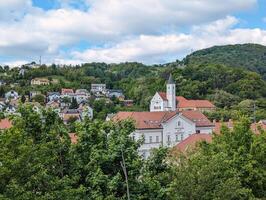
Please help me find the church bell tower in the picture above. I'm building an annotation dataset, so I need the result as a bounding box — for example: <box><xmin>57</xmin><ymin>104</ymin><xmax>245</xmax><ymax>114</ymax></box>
<box><xmin>166</xmin><ymin>74</ymin><xmax>176</xmax><ymax>111</ymax></box>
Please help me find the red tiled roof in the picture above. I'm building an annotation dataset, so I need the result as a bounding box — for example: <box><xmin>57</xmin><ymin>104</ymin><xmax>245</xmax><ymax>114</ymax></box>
<box><xmin>158</xmin><ymin>92</ymin><xmax>215</xmax><ymax>109</ymax></box>
<box><xmin>69</xmin><ymin>133</ymin><xmax>78</xmax><ymax>144</ymax></box>
<box><xmin>61</xmin><ymin>88</ymin><xmax>74</xmax><ymax>95</ymax></box>
<box><xmin>112</xmin><ymin>111</ymin><xmax>178</xmax><ymax>129</ymax></box>
<box><xmin>181</xmin><ymin>110</ymin><xmax>214</xmax><ymax>127</ymax></box>
<box><xmin>158</xmin><ymin>92</ymin><xmax>168</xmax><ymax>101</ymax></box>
<box><xmin>173</xmin><ymin>133</ymin><xmax>212</xmax><ymax>153</ymax></box>
<box><xmin>214</xmin><ymin>120</ymin><xmax>266</xmax><ymax>135</ymax></box>
<box><xmin>0</xmin><ymin>119</ymin><xmax>12</xmax><ymax>130</ymax></box>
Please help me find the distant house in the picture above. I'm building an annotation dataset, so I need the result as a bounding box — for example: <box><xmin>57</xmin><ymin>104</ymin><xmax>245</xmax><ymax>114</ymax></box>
<box><xmin>5</xmin><ymin>105</ymin><xmax>17</xmax><ymax>114</ymax></box>
<box><xmin>30</xmin><ymin>91</ymin><xmax>41</xmax><ymax>99</ymax></box>
<box><xmin>107</xmin><ymin>89</ymin><xmax>124</xmax><ymax>100</ymax></box>
<box><xmin>0</xmin><ymin>118</ymin><xmax>12</xmax><ymax>130</ymax></box>
<box><xmin>19</xmin><ymin>68</ymin><xmax>25</xmax><ymax>76</ymax></box>
<box><xmin>47</xmin><ymin>92</ymin><xmax>61</xmax><ymax>102</ymax></box>
<box><xmin>150</xmin><ymin>75</ymin><xmax>215</xmax><ymax>112</ymax></box>
<box><xmin>0</xmin><ymin>102</ymin><xmax>6</xmax><ymax>111</ymax></box>
<box><xmin>79</xmin><ymin>104</ymin><xmax>93</xmax><ymax>120</ymax></box>
<box><xmin>0</xmin><ymin>80</ymin><xmax>6</xmax><ymax>86</ymax></box>
<box><xmin>112</xmin><ymin>110</ymin><xmax>214</xmax><ymax>158</ymax></box>
<box><xmin>75</xmin><ymin>89</ymin><xmax>89</xmax><ymax>104</ymax></box>
<box><xmin>31</xmin><ymin>78</ymin><xmax>50</xmax><ymax>85</ymax></box>
<box><xmin>91</xmin><ymin>84</ymin><xmax>106</xmax><ymax>94</ymax></box>
<box><xmin>123</xmin><ymin>100</ymin><xmax>134</xmax><ymax>107</ymax></box>
<box><xmin>46</xmin><ymin>100</ymin><xmax>60</xmax><ymax>109</ymax></box>
<box><xmin>5</xmin><ymin>90</ymin><xmax>19</xmax><ymax>100</ymax></box>
<box><xmin>60</xmin><ymin>109</ymin><xmax>81</xmax><ymax>124</ymax></box>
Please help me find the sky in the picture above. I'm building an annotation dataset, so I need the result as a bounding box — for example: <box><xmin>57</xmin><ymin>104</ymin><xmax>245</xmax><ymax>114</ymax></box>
<box><xmin>0</xmin><ymin>0</ymin><xmax>266</xmax><ymax>67</ymax></box>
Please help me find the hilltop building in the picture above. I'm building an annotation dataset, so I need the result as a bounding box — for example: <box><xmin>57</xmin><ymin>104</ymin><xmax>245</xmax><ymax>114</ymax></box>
<box><xmin>150</xmin><ymin>75</ymin><xmax>215</xmax><ymax>112</ymax></box>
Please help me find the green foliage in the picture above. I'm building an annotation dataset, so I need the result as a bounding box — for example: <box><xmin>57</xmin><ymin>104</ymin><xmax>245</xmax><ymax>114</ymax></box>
<box><xmin>168</xmin><ymin>117</ymin><xmax>266</xmax><ymax>199</ymax></box>
<box><xmin>184</xmin><ymin>43</ymin><xmax>266</xmax><ymax>79</ymax></box>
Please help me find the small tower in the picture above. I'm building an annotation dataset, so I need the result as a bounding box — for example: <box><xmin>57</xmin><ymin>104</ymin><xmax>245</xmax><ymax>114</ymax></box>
<box><xmin>166</xmin><ymin>74</ymin><xmax>176</xmax><ymax>111</ymax></box>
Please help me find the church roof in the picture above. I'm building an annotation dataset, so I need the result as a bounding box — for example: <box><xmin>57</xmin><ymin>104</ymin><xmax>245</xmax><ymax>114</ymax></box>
<box><xmin>167</xmin><ymin>74</ymin><xmax>175</xmax><ymax>84</ymax></box>
<box><xmin>112</xmin><ymin>111</ymin><xmax>178</xmax><ymax>129</ymax></box>
<box><xmin>158</xmin><ymin>92</ymin><xmax>215</xmax><ymax>109</ymax></box>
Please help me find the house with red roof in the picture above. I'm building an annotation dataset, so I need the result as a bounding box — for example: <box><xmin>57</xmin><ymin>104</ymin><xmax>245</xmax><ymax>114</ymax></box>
<box><xmin>150</xmin><ymin>75</ymin><xmax>215</xmax><ymax>112</ymax></box>
<box><xmin>112</xmin><ymin>110</ymin><xmax>214</xmax><ymax>158</ymax></box>
<box><xmin>0</xmin><ymin>118</ymin><xmax>12</xmax><ymax>130</ymax></box>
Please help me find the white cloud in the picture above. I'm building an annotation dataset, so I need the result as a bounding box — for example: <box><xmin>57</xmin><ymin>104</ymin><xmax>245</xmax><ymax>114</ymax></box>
<box><xmin>0</xmin><ymin>0</ymin><xmax>261</xmax><ymax>64</ymax></box>
<box><xmin>72</xmin><ymin>16</ymin><xmax>266</xmax><ymax>64</ymax></box>
<box><xmin>0</xmin><ymin>0</ymin><xmax>257</xmax><ymax>57</ymax></box>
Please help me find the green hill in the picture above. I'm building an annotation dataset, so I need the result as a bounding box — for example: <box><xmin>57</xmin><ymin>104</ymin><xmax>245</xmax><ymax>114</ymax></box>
<box><xmin>183</xmin><ymin>44</ymin><xmax>266</xmax><ymax>79</ymax></box>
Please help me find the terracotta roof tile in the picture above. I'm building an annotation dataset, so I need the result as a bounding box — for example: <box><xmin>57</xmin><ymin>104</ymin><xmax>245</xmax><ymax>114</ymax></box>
<box><xmin>158</xmin><ymin>92</ymin><xmax>215</xmax><ymax>108</ymax></box>
<box><xmin>173</xmin><ymin>133</ymin><xmax>212</xmax><ymax>153</ymax></box>
<box><xmin>0</xmin><ymin>119</ymin><xmax>12</xmax><ymax>130</ymax></box>
<box><xmin>181</xmin><ymin>110</ymin><xmax>214</xmax><ymax>127</ymax></box>
<box><xmin>112</xmin><ymin>111</ymin><xmax>178</xmax><ymax>129</ymax></box>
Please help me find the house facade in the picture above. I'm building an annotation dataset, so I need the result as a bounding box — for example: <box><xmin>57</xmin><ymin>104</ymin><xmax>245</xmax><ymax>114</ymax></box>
<box><xmin>91</xmin><ymin>84</ymin><xmax>106</xmax><ymax>94</ymax></box>
<box><xmin>31</xmin><ymin>78</ymin><xmax>50</xmax><ymax>85</ymax></box>
<box><xmin>113</xmin><ymin>110</ymin><xmax>214</xmax><ymax>158</ymax></box>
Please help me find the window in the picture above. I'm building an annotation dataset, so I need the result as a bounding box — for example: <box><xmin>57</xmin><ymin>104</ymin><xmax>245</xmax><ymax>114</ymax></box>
<box><xmin>156</xmin><ymin>136</ymin><xmax>159</xmax><ymax>143</ymax></box>
<box><xmin>149</xmin><ymin>136</ymin><xmax>152</xmax><ymax>143</ymax></box>
<box><xmin>132</xmin><ymin>134</ymin><xmax>135</xmax><ymax>141</ymax></box>
<box><xmin>176</xmin><ymin>134</ymin><xmax>179</xmax><ymax>142</ymax></box>
<box><xmin>196</xmin><ymin>130</ymin><xmax>200</xmax><ymax>134</ymax></box>
<box><xmin>177</xmin><ymin>121</ymin><xmax>181</xmax><ymax>127</ymax></box>
<box><xmin>181</xmin><ymin>133</ymin><xmax>184</xmax><ymax>141</ymax></box>
<box><xmin>167</xmin><ymin>135</ymin><xmax>171</xmax><ymax>145</ymax></box>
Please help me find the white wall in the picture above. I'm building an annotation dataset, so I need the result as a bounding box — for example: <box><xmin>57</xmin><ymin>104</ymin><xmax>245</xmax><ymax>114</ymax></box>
<box><xmin>196</xmin><ymin>126</ymin><xmax>214</xmax><ymax>134</ymax></box>
<box><xmin>150</xmin><ymin>93</ymin><xmax>167</xmax><ymax>112</ymax></box>
<box><xmin>162</xmin><ymin>115</ymin><xmax>196</xmax><ymax>148</ymax></box>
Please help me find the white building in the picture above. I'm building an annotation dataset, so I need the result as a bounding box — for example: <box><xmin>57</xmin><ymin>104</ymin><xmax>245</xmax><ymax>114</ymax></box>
<box><xmin>5</xmin><ymin>90</ymin><xmax>19</xmax><ymax>100</ymax></box>
<box><xmin>91</xmin><ymin>84</ymin><xmax>106</xmax><ymax>94</ymax></box>
<box><xmin>112</xmin><ymin>110</ymin><xmax>214</xmax><ymax>158</ymax></box>
<box><xmin>150</xmin><ymin>75</ymin><xmax>215</xmax><ymax>112</ymax></box>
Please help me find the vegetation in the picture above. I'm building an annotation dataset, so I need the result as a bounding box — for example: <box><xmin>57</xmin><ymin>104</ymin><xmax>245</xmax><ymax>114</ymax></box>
<box><xmin>183</xmin><ymin>44</ymin><xmax>266</xmax><ymax>79</ymax></box>
<box><xmin>0</xmin><ymin>106</ymin><xmax>265</xmax><ymax>199</ymax></box>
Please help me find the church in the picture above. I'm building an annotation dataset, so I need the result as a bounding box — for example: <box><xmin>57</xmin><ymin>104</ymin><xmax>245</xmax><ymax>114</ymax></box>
<box><xmin>150</xmin><ymin>74</ymin><xmax>215</xmax><ymax>112</ymax></box>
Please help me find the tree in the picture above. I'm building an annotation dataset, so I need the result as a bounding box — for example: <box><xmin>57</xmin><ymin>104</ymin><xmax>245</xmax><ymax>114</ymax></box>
<box><xmin>69</xmin><ymin>97</ymin><xmax>78</xmax><ymax>109</ymax></box>
<box><xmin>0</xmin><ymin>106</ymin><xmax>85</xmax><ymax>199</ymax></box>
<box><xmin>32</xmin><ymin>94</ymin><xmax>45</xmax><ymax>105</ymax></box>
<box><xmin>168</xmin><ymin>117</ymin><xmax>266</xmax><ymax>199</ymax></box>
<box><xmin>21</xmin><ymin>95</ymin><xmax>26</xmax><ymax>104</ymax></box>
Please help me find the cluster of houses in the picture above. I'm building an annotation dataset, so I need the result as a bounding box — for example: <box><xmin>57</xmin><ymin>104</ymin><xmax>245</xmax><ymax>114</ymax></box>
<box><xmin>0</xmin><ymin>83</ymin><xmax>132</xmax><ymax>124</ymax></box>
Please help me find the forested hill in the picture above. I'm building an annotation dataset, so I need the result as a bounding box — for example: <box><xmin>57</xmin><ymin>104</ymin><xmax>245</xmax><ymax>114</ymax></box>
<box><xmin>183</xmin><ymin>44</ymin><xmax>266</xmax><ymax>79</ymax></box>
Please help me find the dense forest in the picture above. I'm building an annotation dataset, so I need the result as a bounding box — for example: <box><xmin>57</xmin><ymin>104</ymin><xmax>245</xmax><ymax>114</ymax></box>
<box><xmin>0</xmin><ymin>106</ymin><xmax>265</xmax><ymax>199</ymax></box>
<box><xmin>183</xmin><ymin>44</ymin><xmax>266</xmax><ymax>79</ymax></box>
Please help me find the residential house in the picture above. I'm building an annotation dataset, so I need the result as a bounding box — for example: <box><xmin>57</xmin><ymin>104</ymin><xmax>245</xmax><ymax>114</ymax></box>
<box><xmin>46</xmin><ymin>100</ymin><xmax>60</xmax><ymax>109</ymax></box>
<box><xmin>78</xmin><ymin>104</ymin><xmax>93</xmax><ymax>120</ymax></box>
<box><xmin>75</xmin><ymin>89</ymin><xmax>89</xmax><ymax>104</ymax></box>
<box><xmin>150</xmin><ymin>75</ymin><xmax>215</xmax><ymax>112</ymax></box>
<box><xmin>123</xmin><ymin>100</ymin><xmax>134</xmax><ymax>107</ymax></box>
<box><xmin>60</xmin><ymin>109</ymin><xmax>81</xmax><ymax>124</ymax></box>
<box><xmin>91</xmin><ymin>84</ymin><xmax>106</xmax><ymax>94</ymax></box>
<box><xmin>107</xmin><ymin>89</ymin><xmax>124</xmax><ymax>100</ymax></box>
<box><xmin>5</xmin><ymin>90</ymin><xmax>19</xmax><ymax>100</ymax></box>
<box><xmin>31</xmin><ymin>78</ymin><xmax>50</xmax><ymax>85</ymax></box>
<box><xmin>5</xmin><ymin>105</ymin><xmax>17</xmax><ymax>114</ymax></box>
<box><xmin>47</xmin><ymin>92</ymin><xmax>61</xmax><ymax>102</ymax></box>
<box><xmin>112</xmin><ymin>110</ymin><xmax>214</xmax><ymax>158</ymax></box>
<box><xmin>0</xmin><ymin>118</ymin><xmax>12</xmax><ymax>130</ymax></box>
<box><xmin>30</xmin><ymin>91</ymin><xmax>41</xmax><ymax>100</ymax></box>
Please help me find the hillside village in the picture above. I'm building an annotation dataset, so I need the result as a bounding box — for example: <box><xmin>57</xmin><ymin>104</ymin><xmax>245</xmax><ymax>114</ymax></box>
<box><xmin>0</xmin><ymin>71</ymin><xmax>265</xmax><ymax>159</ymax></box>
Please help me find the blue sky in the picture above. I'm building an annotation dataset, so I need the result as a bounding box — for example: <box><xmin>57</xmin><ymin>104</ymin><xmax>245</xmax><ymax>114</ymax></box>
<box><xmin>0</xmin><ymin>0</ymin><xmax>266</xmax><ymax>66</ymax></box>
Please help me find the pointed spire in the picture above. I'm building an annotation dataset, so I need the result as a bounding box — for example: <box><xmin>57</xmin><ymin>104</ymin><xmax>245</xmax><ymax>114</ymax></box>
<box><xmin>167</xmin><ymin>74</ymin><xmax>174</xmax><ymax>84</ymax></box>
